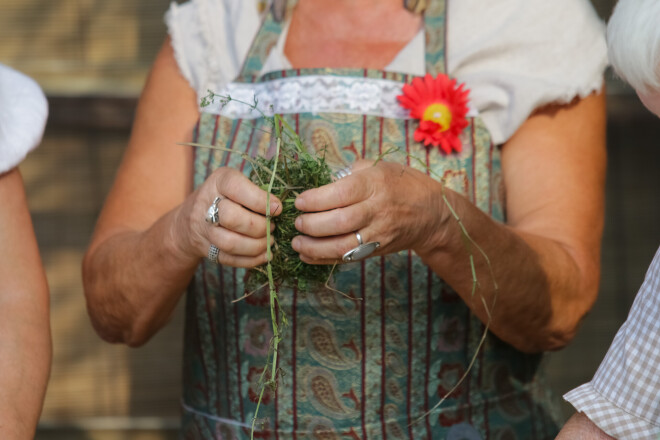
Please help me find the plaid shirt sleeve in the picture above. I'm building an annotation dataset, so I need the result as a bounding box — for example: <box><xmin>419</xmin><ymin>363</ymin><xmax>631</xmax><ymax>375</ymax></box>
<box><xmin>564</xmin><ymin>246</ymin><xmax>660</xmax><ymax>440</ymax></box>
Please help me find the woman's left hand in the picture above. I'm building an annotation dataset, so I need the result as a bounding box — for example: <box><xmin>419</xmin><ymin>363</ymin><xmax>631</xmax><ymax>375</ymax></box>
<box><xmin>292</xmin><ymin>159</ymin><xmax>449</xmax><ymax>264</ymax></box>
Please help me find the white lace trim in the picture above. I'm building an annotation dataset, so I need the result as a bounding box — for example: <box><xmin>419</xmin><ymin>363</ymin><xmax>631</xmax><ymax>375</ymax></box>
<box><xmin>203</xmin><ymin>74</ymin><xmax>479</xmax><ymax>120</ymax></box>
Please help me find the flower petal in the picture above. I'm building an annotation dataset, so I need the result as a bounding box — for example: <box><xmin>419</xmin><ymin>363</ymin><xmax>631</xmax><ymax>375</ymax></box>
<box><xmin>398</xmin><ymin>73</ymin><xmax>470</xmax><ymax>155</ymax></box>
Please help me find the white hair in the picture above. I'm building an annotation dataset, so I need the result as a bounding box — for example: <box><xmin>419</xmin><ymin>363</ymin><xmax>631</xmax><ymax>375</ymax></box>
<box><xmin>607</xmin><ymin>0</ymin><xmax>660</xmax><ymax>93</ymax></box>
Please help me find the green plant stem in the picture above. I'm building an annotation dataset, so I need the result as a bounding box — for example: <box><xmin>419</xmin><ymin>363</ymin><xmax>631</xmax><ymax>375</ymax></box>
<box><xmin>409</xmin><ymin>167</ymin><xmax>498</xmax><ymax>425</ymax></box>
<box><xmin>250</xmin><ymin>118</ymin><xmax>283</xmax><ymax>440</ymax></box>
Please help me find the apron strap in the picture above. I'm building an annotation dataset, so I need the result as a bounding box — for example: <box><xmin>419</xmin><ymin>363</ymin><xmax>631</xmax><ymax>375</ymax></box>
<box><xmin>235</xmin><ymin>0</ymin><xmax>298</xmax><ymax>82</ymax></box>
<box><xmin>424</xmin><ymin>0</ymin><xmax>448</xmax><ymax>76</ymax></box>
<box><xmin>236</xmin><ymin>0</ymin><xmax>447</xmax><ymax>82</ymax></box>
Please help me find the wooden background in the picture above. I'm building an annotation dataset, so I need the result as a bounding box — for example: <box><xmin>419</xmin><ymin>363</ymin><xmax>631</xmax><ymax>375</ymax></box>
<box><xmin>1</xmin><ymin>1</ymin><xmax>659</xmax><ymax>438</ymax></box>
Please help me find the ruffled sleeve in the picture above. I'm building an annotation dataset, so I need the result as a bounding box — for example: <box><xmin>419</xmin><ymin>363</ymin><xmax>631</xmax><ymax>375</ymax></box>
<box><xmin>0</xmin><ymin>64</ymin><xmax>48</xmax><ymax>174</ymax></box>
<box><xmin>165</xmin><ymin>0</ymin><xmax>262</xmax><ymax>105</ymax></box>
<box><xmin>449</xmin><ymin>0</ymin><xmax>607</xmax><ymax>145</ymax></box>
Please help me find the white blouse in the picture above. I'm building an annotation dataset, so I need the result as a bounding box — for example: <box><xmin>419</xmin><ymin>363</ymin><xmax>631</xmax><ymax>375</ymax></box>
<box><xmin>166</xmin><ymin>0</ymin><xmax>607</xmax><ymax>145</ymax></box>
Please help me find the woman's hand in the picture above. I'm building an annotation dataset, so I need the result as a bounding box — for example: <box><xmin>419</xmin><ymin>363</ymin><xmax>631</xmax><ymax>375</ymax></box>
<box><xmin>83</xmin><ymin>163</ymin><xmax>280</xmax><ymax>346</ymax></box>
<box><xmin>292</xmin><ymin>159</ymin><xmax>447</xmax><ymax>264</ymax></box>
<box><xmin>293</xmin><ymin>92</ymin><xmax>606</xmax><ymax>354</ymax></box>
<box><xmin>83</xmin><ymin>39</ymin><xmax>281</xmax><ymax>346</ymax></box>
<box><xmin>172</xmin><ymin>167</ymin><xmax>281</xmax><ymax>268</ymax></box>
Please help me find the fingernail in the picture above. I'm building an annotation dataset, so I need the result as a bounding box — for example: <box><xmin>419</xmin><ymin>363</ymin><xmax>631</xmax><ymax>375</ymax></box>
<box><xmin>294</xmin><ymin>216</ymin><xmax>302</xmax><ymax>231</ymax></box>
<box><xmin>295</xmin><ymin>196</ymin><xmax>305</xmax><ymax>211</ymax></box>
<box><xmin>291</xmin><ymin>237</ymin><xmax>300</xmax><ymax>252</ymax></box>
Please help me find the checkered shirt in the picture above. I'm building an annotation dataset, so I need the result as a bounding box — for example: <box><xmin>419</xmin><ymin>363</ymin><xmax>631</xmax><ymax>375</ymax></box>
<box><xmin>564</xmin><ymin>246</ymin><xmax>660</xmax><ymax>440</ymax></box>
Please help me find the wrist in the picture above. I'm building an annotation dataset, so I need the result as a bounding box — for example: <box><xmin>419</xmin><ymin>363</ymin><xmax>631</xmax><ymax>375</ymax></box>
<box><xmin>163</xmin><ymin>205</ymin><xmax>200</xmax><ymax>266</ymax></box>
<box><xmin>413</xmin><ymin>181</ymin><xmax>455</xmax><ymax>257</ymax></box>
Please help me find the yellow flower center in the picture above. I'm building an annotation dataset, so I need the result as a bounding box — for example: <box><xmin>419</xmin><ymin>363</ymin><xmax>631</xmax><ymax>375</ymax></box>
<box><xmin>422</xmin><ymin>103</ymin><xmax>452</xmax><ymax>131</ymax></box>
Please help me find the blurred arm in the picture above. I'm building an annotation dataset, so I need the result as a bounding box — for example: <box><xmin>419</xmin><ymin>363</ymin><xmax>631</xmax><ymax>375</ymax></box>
<box><xmin>556</xmin><ymin>413</ymin><xmax>615</xmax><ymax>440</ymax></box>
<box><xmin>0</xmin><ymin>168</ymin><xmax>51</xmax><ymax>439</ymax></box>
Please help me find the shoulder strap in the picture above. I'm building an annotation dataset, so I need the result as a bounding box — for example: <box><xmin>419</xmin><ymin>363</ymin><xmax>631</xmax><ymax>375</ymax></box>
<box><xmin>424</xmin><ymin>0</ymin><xmax>448</xmax><ymax>76</ymax></box>
<box><xmin>235</xmin><ymin>0</ymin><xmax>298</xmax><ymax>82</ymax></box>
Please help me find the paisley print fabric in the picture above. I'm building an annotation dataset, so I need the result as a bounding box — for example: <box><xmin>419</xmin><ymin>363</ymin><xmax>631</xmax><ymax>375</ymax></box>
<box><xmin>180</xmin><ymin>1</ymin><xmax>562</xmax><ymax>438</ymax></box>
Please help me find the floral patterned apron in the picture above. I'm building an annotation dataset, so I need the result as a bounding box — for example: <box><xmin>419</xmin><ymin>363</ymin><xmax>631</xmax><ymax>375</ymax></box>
<box><xmin>181</xmin><ymin>0</ymin><xmax>562</xmax><ymax>438</ymax></box>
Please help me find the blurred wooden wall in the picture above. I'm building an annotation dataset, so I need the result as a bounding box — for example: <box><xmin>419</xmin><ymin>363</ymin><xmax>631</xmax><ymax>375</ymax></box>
<box><xmin>0</xmin><ymin>0</ymin><xmax>170</xmax><ymax>96</ymax></box>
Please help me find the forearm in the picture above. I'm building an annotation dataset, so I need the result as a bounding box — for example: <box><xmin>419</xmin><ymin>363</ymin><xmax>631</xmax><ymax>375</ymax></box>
<box><xmin>418</xmin><ymin>94</ymin><xmax>606</xmax><ymax>352</ymax></box>
<box><xmin>417</xmin><ymin>186</ymin><xmax>598</xmax><ymax>352</ymax></box>
<box><xmin>83</xmin><ymin>207</ymin><xmax>198</xmax><ymax>346</ymax></box>
<box><xmin>0</xmin><ymin>169</ymin><xmax>51</xmax><ymax>439</ymax></box>
<box><xmin>0</xmin><ymin>302</ymin><xmax>51</xmax><ymax>439</ymax></box>
<box><xmin>555</xmin><ymin>413</ymin><xmax>615</xmax><ymax>440</ymax></box>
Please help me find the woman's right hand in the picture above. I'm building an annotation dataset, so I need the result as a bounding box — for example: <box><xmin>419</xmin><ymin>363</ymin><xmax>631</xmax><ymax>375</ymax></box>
<box><xmin>173</xmin><ymin>167</ymin><xmax>282</xmax><ymax>268</ymax></box>
<box><xmin>82</xmin><ymin>39</ymin><xmax>283</xmax><ymax>345</ymax></box>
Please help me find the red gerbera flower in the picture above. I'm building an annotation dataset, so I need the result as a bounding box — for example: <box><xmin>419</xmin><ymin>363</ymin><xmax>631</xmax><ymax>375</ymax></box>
<box><xmin>397</xmin><ymin>73</ymin><xmax>470</xmax><ymax>154</ymax></box>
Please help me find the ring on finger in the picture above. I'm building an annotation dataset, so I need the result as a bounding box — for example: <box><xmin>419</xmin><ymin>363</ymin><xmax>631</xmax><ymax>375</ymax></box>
<box><xmin>207</xmin><ymin>244</ymin><xmax>220</xmax><ymax>263</ymax></box>
<box><xmin>334</xmin><ymin>165</ymin><xmax>353</xmax><ymax>181</ymax></box>
<box><xmin>205</xmin><ymin>196</ymin><xmax>223</xmax><ymax>225</ymax></box>
<box><xmin>342</xmin><ymin>231</ymin><xmax>380</xmax><ymax>262</ymax></box>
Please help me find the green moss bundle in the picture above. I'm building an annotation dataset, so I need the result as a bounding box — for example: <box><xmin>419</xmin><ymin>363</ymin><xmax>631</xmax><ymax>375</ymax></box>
<box><xmin>248</xmin><ymin>149</ymin><xmax>334</xmax><ymax>292</ymax></box>
<box><xmin>195</xmin><ymin>93</ymin><xmax>340</xmax><ymax>437</ymax></box>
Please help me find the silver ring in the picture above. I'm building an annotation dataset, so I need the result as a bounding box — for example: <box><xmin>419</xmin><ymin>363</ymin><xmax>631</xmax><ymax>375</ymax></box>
<box><xmin>342</xmin><ymin>231</ymin><xmax>380</xmax><ymax>262</ymax></box>
<box><xmin>207</xmin><ymin>244</ymin><xmax>220</xmax><ymax>262</ymax></box>
<box><xmin>334</xmin><ymin>165</ymin><xmax>353</xmax><ymax>181</ymax></box>
<box><xmin>205</xmin><ymin>196</ymin><xmax>222</xmax><ymax>225</ymax></box>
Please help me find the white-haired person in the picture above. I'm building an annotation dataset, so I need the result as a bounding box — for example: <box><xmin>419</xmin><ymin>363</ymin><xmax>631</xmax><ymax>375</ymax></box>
<box><xmin>0</xmin><ymin>63</ymin><xmax>51</xmax><ymax>439</ymax></box>
<box><xmin>557</xmin><ymin>0</ymin><xmax>660</xmax><ymax>439</ymax></box>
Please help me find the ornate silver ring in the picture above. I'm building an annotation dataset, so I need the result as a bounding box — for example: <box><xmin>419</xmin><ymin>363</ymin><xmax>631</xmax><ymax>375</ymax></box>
<box><xmin>207</xmin><ymin>244</ymin><xmax>220</xmax><ymax>263</ymax></box>
<box><xmin>342</xmin><ymin>231</ymin><xmax>380</xmax><ymax>262</ymax></box>
<box><xmin>334</xmin><ymin>165</ymin><xmax>353</xmax><ymax>181</ymax></box>
<box><xmin>205</xmin><ymin>196</ymin><xmax>222</xmax><ymax>225</ymax></box>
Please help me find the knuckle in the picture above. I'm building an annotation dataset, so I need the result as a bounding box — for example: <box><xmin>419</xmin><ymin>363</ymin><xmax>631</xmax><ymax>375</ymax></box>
<box><xmin>246</xmin><ymin>215</ymin><xmax>263</xmax><ymax>236</ymax></box>
<box><xmin>335</xmin><ymin>209</ymin><xmax>353</xmax><ymax>232</ymax></box>
<box><xmin>211</xmin><ymin>167</ymin><xmax>228</xmax><ymax>188</ymax></box>
<box><xmin>224</xmin><ymin>179</ymin><xmax>242</xmax><ymax>199</ymax></box>
<box><xmin>335</xmin><ymin>185</ymin><xmax>353</xmax><ymax>207</ymax></box>
<box><xmin>215</xmin><ymin>168</ymin><xmax>240</xmax><ymax>195</ymax></box>
<box><xmin>219</xmin><ymin>204</ymin><xmax>238</xmax><ymax>230</ymax></box>
<box><xmin>215</xmin><ymin>251</ymin><xmax>228</xmax><ymax>266</ymax></box>
<box><xmin>220</xmin><ymin>233</ymin><xmax>238</xmax><ymax>254</ymax></box>
<box><xmin>246</xmin><ymin>239</ymin><xmax>266</xmax><ymax>257</ymax></box>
